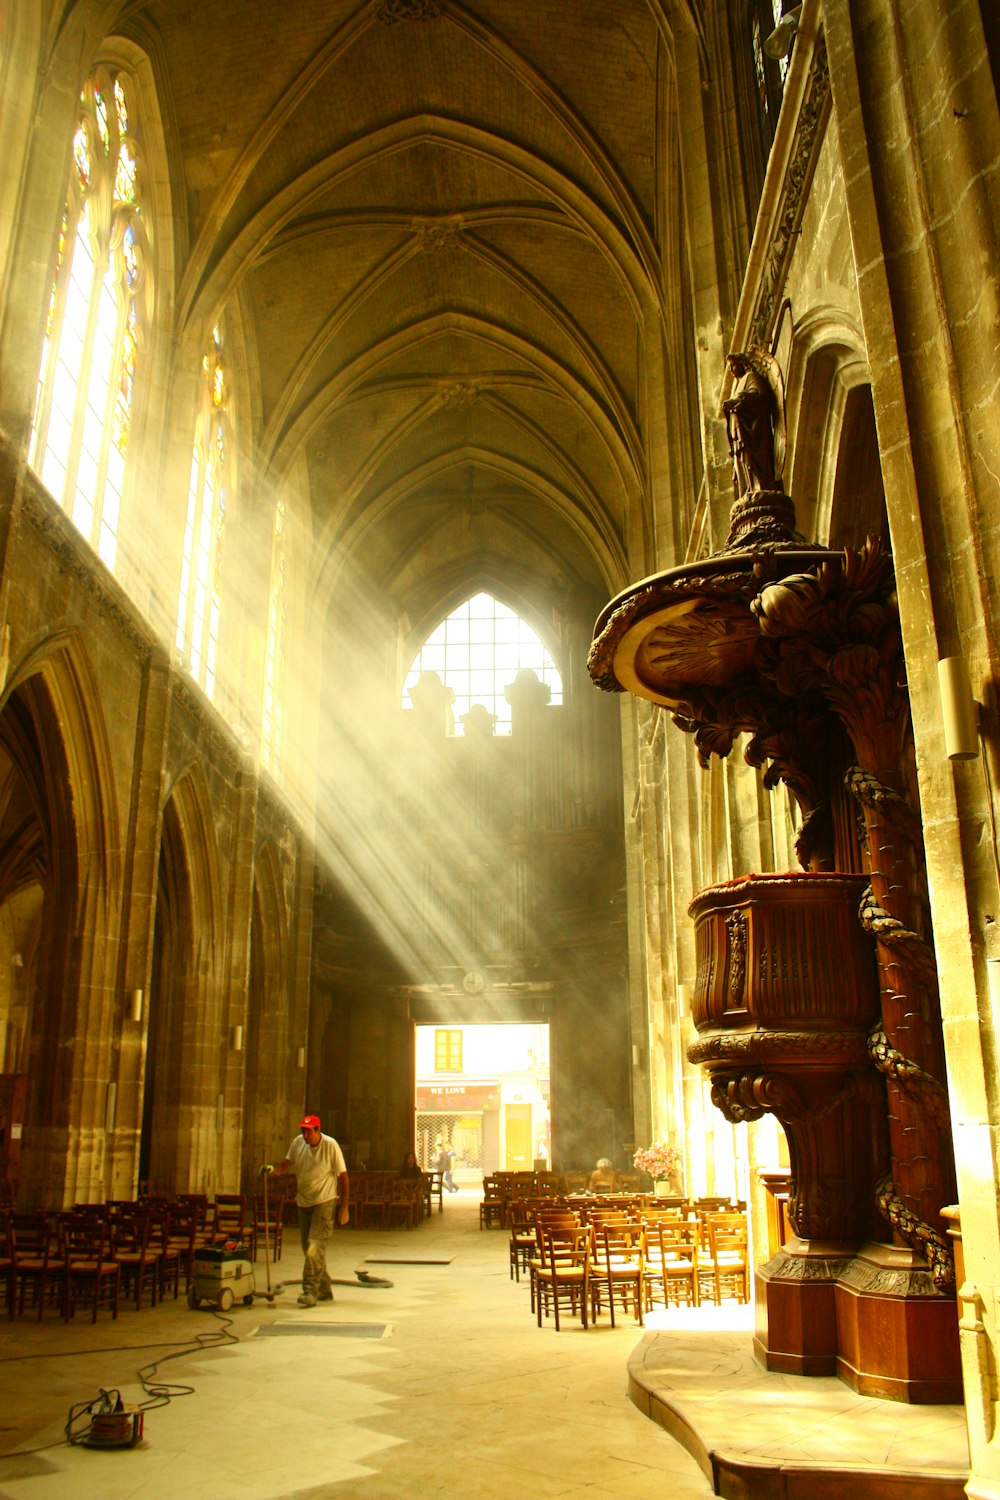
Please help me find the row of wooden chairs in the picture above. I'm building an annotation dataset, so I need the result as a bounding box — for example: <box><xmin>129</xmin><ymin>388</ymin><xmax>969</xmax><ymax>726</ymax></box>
<box><xmin>136</xmin><ymin>1191</ymin><xmax>284</xmax><ymax>1263</ymax></box>
<box><xmin>509</xmin><ymin>1200</ymin><xmax>750</xmax><ymax>1330</ymax></box>
<box><xmin>0</xmin><ymin>1189</ymin><xmax>287</xmax><ymax>1321</ymax></box>
<box><xmin>0</xmin><ymin>1205</ymin><xmax>182</xmax><ymax>1322</ymax></box>
<box><xmin>482</xmin><ymin>1172</ymin><xmax>744</xmax><ymax>1230</ymax></box>
<box><xmin>347</xmin><ymin>1172</ymin><xmax>428</xmax><ymax>1230</ymax></box>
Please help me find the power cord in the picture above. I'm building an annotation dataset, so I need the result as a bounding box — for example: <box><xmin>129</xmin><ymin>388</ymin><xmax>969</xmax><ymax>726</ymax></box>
<box><xmin>136</xmin><ymin>1309</ymin><xmax>238</xmax><ymax>1408</ymax></box>
<box><xmin>1</xmin><ymin>1311</ymin><xmax>242</xmax><ymax>1459</ymax></box>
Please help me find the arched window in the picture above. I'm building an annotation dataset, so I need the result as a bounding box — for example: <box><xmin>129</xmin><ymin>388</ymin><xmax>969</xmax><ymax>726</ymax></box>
<box><xmin>749</xmin><ymin>0</ymin><xmax>791</xmax><ymax>161</ymax></box>
<box><xmin>402</xmin><ymin>591</ymin><xmax>562</xmax><ymax>736</ymax></box>
<box><xmin>261</xmin><ymin>497</ymin><xmax>286</xmax><ymax>771</ymax></box>
<box><xmin>29</xmin><ymin>68</ymin><xmax>149</xmax><ymax>571</ymax></box>
<box><xmin>176</xmin><ymin>324</ymin><xmax>231</xmax><ymax>699</ymax></box>
<box><xmin>731</xmin><ymin>0</ymin><xmax>794</xmax><ymax>216</ymax></box>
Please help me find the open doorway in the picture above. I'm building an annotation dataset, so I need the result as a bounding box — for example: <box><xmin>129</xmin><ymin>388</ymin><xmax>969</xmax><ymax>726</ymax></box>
<box><xmin>414</xmin><ymin>1022</ymin><xmax>550</xmax><ymax>1187</ymax></box>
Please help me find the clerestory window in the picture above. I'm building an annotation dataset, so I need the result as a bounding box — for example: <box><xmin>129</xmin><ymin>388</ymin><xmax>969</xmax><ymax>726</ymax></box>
<box><xmin>29</xmin><ymin>69</ymin><xmax>149</xmax><ymax>571</ymax></box>
<box><xmin>402</xmin><ymin>591</ymin><xmax>562</xmax><ymax>736</ymax></box>
<box><xmin>176</xmin><ymin>324</ymin><xmax>231</xmax><ymax>699</ymax></box>
<box><xmin>749</xmin><ymin>0</ymin><xmax>791</xmax><ymax>163</ymax></box>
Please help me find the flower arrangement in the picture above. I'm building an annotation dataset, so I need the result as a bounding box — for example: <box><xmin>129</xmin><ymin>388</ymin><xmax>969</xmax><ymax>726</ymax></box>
<box><xmin>632</xmin><ymin>1141</ymin><xmax>682</xmax><ymax>1182</ymax></box>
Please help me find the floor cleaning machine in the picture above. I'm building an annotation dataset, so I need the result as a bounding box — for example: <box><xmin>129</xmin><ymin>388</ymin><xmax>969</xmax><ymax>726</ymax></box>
<box><xmin>189</xmin><ymin>1169</ymin><xmax>277</xmax><ymax>1309</ymax></box>
<box><xmin>187</xmin><ymin>1244</ymin><xmax>256</xmax><ymax>1310</ymax></box>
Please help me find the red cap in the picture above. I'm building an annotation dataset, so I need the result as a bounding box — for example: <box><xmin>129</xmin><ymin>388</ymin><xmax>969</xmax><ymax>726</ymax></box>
<box><xmin>300</xmin><ymin>1114</ymin><xmax>321</xmax><ymax>1130</ymax></box>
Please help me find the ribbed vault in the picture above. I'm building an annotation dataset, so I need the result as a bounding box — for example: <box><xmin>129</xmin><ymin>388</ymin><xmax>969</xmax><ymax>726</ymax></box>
<box><xmin>118</xmin><ymin>0</ymin><xmax>675</xmax><ymax>624</ymax></box>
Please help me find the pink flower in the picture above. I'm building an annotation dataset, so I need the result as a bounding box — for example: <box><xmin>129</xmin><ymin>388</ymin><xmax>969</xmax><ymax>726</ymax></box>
<box><xmin>632</xmin><ymin>1142</ymin><xmax>682</xmax><ymax>1181</ymax></box>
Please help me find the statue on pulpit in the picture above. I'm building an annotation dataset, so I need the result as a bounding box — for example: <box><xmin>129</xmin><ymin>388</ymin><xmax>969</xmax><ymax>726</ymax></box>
<box><xmin>723</xmin><ymin>349</ymin><xmax>786</xmax><ymax>501</ymax></box>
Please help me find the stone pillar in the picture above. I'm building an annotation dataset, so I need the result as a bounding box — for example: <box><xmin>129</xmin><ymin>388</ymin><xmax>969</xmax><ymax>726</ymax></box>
<box><xmin>108</xmin><ymin>644</ymin><xmax>172</xmax><ymax>1200</ymax></box>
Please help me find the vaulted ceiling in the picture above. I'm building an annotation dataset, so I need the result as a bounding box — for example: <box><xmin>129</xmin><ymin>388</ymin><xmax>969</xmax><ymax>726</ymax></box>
<box><xmin>126</xmin><ymin>0</ymin><xmax>687</xmax><ymax>634</ymax></box>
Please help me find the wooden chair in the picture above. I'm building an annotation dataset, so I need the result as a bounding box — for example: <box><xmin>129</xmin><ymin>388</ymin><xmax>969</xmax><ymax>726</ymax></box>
<box><xmin>582</xmin><ymin>1205</ymin><xmax>633</xmax><ymax>1232</ymax></box>
<box><xmin>164</xmin><ymin>1206</ymin><xmax>199</xmax><ymax>1292</ymax></box>
<box><xmin>643</xmin><ymin>1222</ymin><xmax>699</xmax><ymax>1309</ymax></box>
<box><xmin>701</xmin><ymin>1212</ymin><xmax>750</xmax><ymax>1304</ymax></box>
<box><xmin>529</xmin><ymin>1210</ymin><xmax>580</xmax><ymax>1313</ymax></box>
<box><xmin>426</xmin><ymin>1171</ymin><xmax>444</xmax><ymax>1214</ymax></box>
<box><xmin>211</xmin><ymin>1193</ymin><xmax>255</xmax><ymax>1256</ymax></box>
<box><xmin>637</xmin><ymin>1205</ymin><xmax>688</xmax><ymax>1227</ymax></box>
<box><xmin>535</xmin><ymin>1224</ymin><xmax>593</xmax><ymax>1331</ymax></box>
<box><xmin>12</xmin><ymin>1212</ymin><xmax>68</xmax><ymax>1321</ymax></box>
<box><xmin>691</xmin><ymin>1196</ymin><xmax>735</xmax><ymax>1247</ymax></box>
<box><xmin>63</xmin><ymin>1214</ymin><xmax>121</xmax><ymax>1322</ymax></box>
<box><xmin>357</xmin><ymin>1172</ymin><xmax>394</xmax><ymax>1230</ymax></box>
<box><xmin>112</xmin><ymin>1210</ymin><xmax>159</xmax><ymax>1311</ymax></box>
<box><xmin>174</xmin><ymin>1193</ymin><xmax>211</xmax><ymax>1242</ymax></box>
<box><xmin>507</xmin><ymin>1200</ymin><xmax>538</xmax><ymax>1283</ymax></box>
<box><xmin>385</xmin><ymin>1178</ymin><xmax>422</xmax><ymax>1230</ymax></box>
<box><xmin>533</xmin><ymin>1172</ymin><xmax>563</xmax><ymax>1196</ymax></box>
<box><xmin>589</xmin><ymin>1221</ymin><xmax>645</xmax><ymax>1327</ymax></box>
<box><xmin>479</xmin><ymin>1176</ymin><xmax>505</xmax><ymax>1229</ymax></box>
<box><xmin>149</xmin><ymin>1208</ymin><xmax>182</xmax><ymax>1300</ymax></box>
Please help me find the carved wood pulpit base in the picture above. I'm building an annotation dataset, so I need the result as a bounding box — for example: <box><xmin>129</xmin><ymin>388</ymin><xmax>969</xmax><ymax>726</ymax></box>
<box><xmin>755</xmin><ymin>1239</ymin><xmax>962</xmax><ymax>1402</ymax></box>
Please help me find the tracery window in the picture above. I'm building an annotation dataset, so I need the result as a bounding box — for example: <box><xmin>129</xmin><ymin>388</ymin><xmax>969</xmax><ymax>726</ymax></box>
<box><xmin>402</xmin><ymin>591</ymin><xmax>562</xmax><ymax>736</ymax></box>
<box><xmin>29</xmin><ymin>69</ymin><xmax>149</xmax><ymax>571</ymax></box>
<box><xmin>261</xmin><ymin>497</ymin><xmax>286</xmax><ymax>771</ymax></box>
<box><xmin>749</xmin><ymin>0</ymin><xmax>790</xmax><ymax>163</ymax></box>
<box><xmin>176</xmin><ymin>324</ymin><xmax>231</xmax><ymax>699</ymax></box>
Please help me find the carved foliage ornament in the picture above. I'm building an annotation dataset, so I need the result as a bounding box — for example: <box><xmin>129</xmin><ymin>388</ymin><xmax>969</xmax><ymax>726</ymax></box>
<box><xmin>726</xmin><ymin>909</ymin><xmax>747</xmax><ymax>1003</ymax></box>
<box><xmin>750</xmin><ymin>34</ymin><xmax>830</xmax><ymax>348</ymax></box>
<box><xmin>688</xmin><ymin>1029</ymin><xmax>871</xmax><ymax>1068</ymax></box>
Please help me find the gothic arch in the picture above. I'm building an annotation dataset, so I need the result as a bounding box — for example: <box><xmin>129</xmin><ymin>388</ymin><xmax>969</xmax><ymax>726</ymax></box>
<box><xmin>399</xmin><ymin>574</ymin><xmax>567</xmax><ymax>689</ymax></box>
<box><xmin>0</xmin><ymin>633</ymin><xmax>122</xmax><ymax>1206</ymax></box>
<box><xmin>143</xmin><ymin>763</ymin><xmax>224</xmax><ymax>1193</ymax></box>
<box><xmin>781</xmin><ymin>310</ymin><xmax>870</xmax><ymax>544</ymax></box>
<box><xmin>241</xmin><ymin>839</ymin><xmax>293</xmax><ymax>1186</ymax></box>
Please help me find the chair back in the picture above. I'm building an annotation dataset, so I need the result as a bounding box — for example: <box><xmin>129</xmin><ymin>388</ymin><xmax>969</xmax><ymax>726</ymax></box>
<box><xmin>12</xmin><ymin>1212</ymin><xmax>55</xmax><ymax>1259</ymax></box>
<box><xmin>644</xmin><ymin>1220</ymin><xmax>698</xmax><ymax>1263</ymax></box>
<box><xmin>707</xmin><ymin>1212</ymin><xmax>748</xmax><ymax>1253</ymax></box>
<box><xmin>112</xmin><ymin>1210</ymin><xmax>153</xmax><ymax>1255</ymax></box>
<box><xmin>540</xmin><ymin>1223</ymin><xmax>592</xmax><ymax>1270</ymax></box>
<box><xmin>638</xmin><ymin>1205</ymin><xmax>687</xmax><ymax>1225</ymax></box>
<box><xmin>175</xmin><ymin>1192</ymin><xmax>210</xmax><ymax>1228</ymax></box>
<box><xmin>213</xmin><ymin>1193</ymin><xmax>247</xmax><ymax>1237</ymax></box>
<box><xmin>594</xmin><ymin>1220</ymin><xmax>644</xmax><ymax>1264</ymax></box>
<box><xmin>584</xmin><ymin>1205</ymin><xmax>633</xmax><ymax>1228</ymax></box>
<box><xmin>62</xmin><ymin>1213</ymin><xmax>109</xmax><ymax>1263</ymax></box>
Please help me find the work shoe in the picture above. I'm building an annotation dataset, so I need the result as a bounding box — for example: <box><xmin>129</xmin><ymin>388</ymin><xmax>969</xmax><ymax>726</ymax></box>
<box><xmin>297</xmin><ymin>1293</ymin><xmax>317</xmax><ymax>1307</ymax></box>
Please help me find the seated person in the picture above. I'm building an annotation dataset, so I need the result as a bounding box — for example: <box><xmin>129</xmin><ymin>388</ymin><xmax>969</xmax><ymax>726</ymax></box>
<box><xmin>399</xmin><ymin>1150</ymin><xmax>423</xmax><ymax>1179</ymax></box>
<box><xmin>588</xmin><ymin>1157</ymin><xmax>618</xmax><ymax>1193</ymax></box>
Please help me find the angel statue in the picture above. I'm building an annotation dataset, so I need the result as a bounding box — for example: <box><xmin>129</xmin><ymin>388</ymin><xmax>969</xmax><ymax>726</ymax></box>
<box><xmin>723</xmin><ymin>348</ymin><xmax>787</xmax><ymax>501</ymax></box>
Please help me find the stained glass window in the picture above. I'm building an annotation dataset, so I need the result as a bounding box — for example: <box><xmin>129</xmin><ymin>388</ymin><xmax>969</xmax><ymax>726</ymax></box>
<box><xmin>28</xmin><ymin>68</ymin><xmax>148</xmax><ymax>572</ymax></box>
<box><xmin>747</xmin><ymin>0</ymin><xmax>791</xmax><ymax>166</ymax></box>
<box><xmin>402</xmin><ymin>592</ymin><xmax>562</xmax><ymax>736</ymax></box>
<box><xmin>176</xmin><ymin>325</ymin><xmax>230</xmax><ymax>700</ymax></box>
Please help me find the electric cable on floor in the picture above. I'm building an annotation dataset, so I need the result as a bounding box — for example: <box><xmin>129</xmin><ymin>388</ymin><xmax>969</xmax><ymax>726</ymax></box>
<box><xmin>136</xmin><ymin>1308</ymin><xmax>239</xmax><ymax>1408</ymax></box>
<box><xmin>0</xmin><ymin>1310</ymin><xmax>242</xmax><ymax>1458</ymax></box>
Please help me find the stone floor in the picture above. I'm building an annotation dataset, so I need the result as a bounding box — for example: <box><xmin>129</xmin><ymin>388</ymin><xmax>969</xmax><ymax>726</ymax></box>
<box><xmin>0</xmin><ymin>1190</ymin><xmax>971</xmax><ymax>1499</ymax></box>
